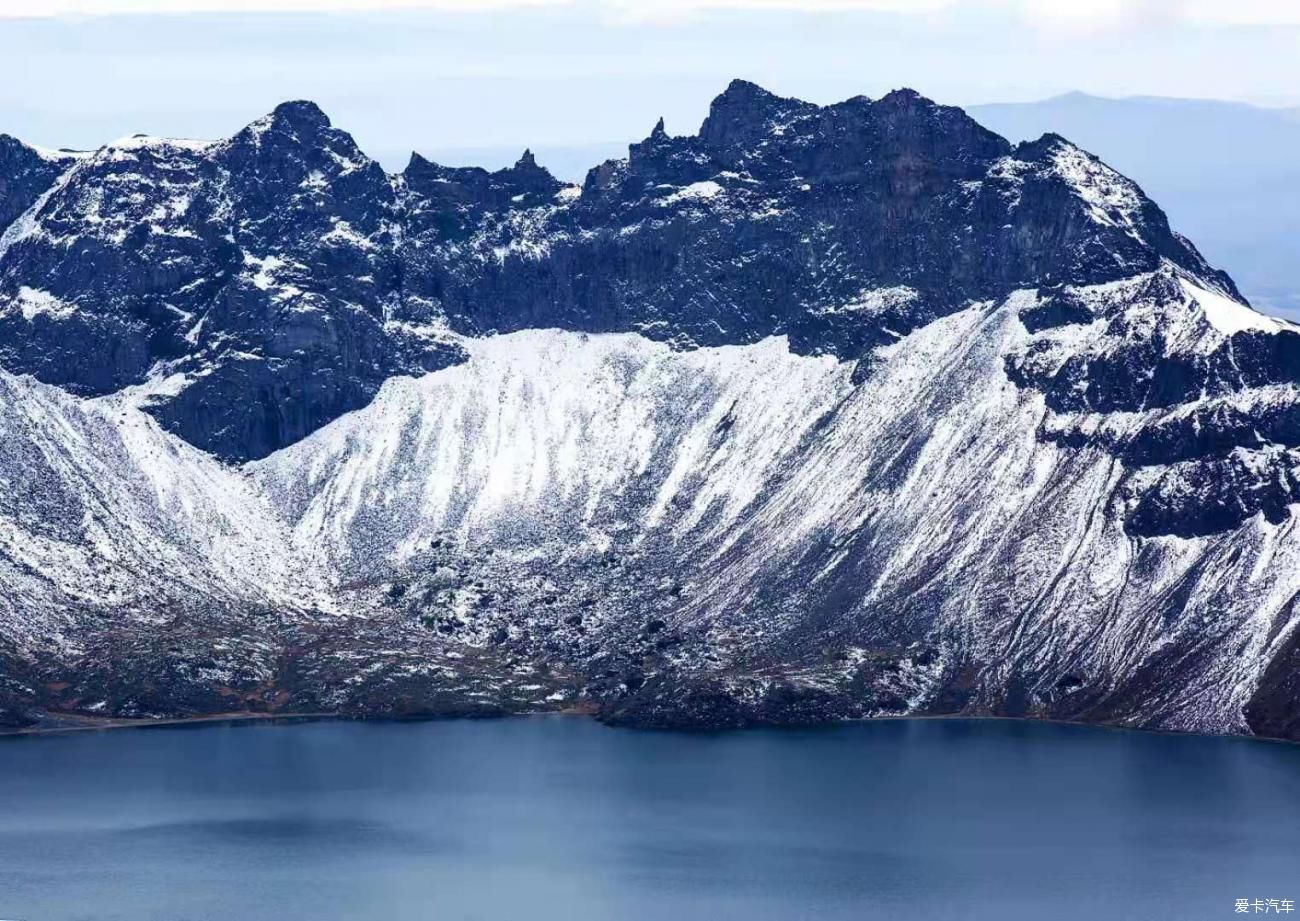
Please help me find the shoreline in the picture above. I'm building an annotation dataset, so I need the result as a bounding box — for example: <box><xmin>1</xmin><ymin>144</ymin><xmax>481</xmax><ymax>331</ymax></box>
<box><xmin>2</xmin><ymin>707</ymin><xmax>1297</xmax><ymax>748</ymax></box>
<box><xmin>0</xmin><ymin>710</ymin><xmax>339</xmax><ymax>738</ymax></box>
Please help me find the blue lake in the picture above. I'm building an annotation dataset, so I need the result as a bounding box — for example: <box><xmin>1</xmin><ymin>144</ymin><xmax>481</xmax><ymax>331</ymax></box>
<box><xmin>1</xmin><ymin>716</ymin><xmax>1297</xmax><ymax>920</ymax></box>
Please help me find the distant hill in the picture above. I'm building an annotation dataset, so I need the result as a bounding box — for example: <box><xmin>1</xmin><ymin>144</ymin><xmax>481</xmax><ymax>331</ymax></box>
<box><xmin>970</xmin><ymin>92</ymin><xmax>1300</xmax><ymax>318</ymax></box>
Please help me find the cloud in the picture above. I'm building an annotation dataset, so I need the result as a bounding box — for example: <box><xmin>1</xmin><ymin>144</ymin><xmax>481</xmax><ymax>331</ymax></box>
<box><xmin>4</xmin><ymin>0</ymin><xmax>1300</xmax><ymax>30</ymax></box>
<box><xmin>0</xmin><ymin>0</ymin><xmax>565</xmax><ymax>14</ymax></box>
<box><xmin>1182</xmin><ymin>0</ymin><xmax>1300</xmax><ymax>25</ymax></box>
<box><xmin>0</xmin><ymin>0</ymin><xmax>947</xmax><ymax>17</ymax></box>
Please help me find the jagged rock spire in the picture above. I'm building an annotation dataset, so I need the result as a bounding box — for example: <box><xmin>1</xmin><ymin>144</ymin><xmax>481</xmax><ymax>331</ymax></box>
<box><xmin>627</xmin><ymin>116</ymin><xmax>673</xmax><ymax>166</ymax></box>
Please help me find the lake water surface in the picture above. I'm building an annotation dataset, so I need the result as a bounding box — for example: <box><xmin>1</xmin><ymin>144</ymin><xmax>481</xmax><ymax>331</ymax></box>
<box><xmin>1</xmin><ymin>716</ymin><xmax>1297</xmax><ymax>921</ymax></box>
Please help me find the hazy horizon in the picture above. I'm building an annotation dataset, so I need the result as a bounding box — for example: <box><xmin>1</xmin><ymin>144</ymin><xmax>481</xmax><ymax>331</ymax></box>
<box><xmin>4</xmin><ymin>2</ymin><xmax>1300</xmax><ymax>158</ymax></box>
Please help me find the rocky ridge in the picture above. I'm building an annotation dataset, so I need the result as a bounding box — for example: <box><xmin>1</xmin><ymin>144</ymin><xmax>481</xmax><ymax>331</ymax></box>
<box><xmin>0</xmin><ymin>82</ymin><xmax>1297</xmax><ymax>739</ymax></box>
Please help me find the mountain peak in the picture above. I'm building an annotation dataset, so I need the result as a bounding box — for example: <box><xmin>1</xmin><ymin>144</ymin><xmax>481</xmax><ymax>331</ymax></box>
<box><xmin>237</xmin><ymin>100</ymin><xmax>334</xmax><ymax>146</ymax></box>
<box><xmin>627</xmin><ymin>116</ymin><xmax>674</xmax><ymax>167</ymax></box>
<box><xmin>503</xmin><ymin>148</ymin><xmax>562</xmax><ymax>197</ymax></box>
<box><xmin>269</xmin><ymin>99</ymin><xmax>331</xmax><ymax>130</ymax></box>
<box><xmin>0</xmin><ymin>133</ymin><xmax>86</xmax><ymax>164</ymax></box>
<box><xmin>718</xmin><ymin>78</ymin><xmax>778</xmax><ymax>102</ymax></box>
<box><xmin>0</xmin><ymin>78</ymin><xmax>1248</xmax><ymax>456</ymax></box>
<box><xmin>698</xmin><ymin>78</ymin><xmax>808</xmax><ymax>153</ymax></box>
<box><xmin>1015</xmin><ymin>131</ymin><xmax>1072</xmax><ymax>157</ymax></box>
<box><xmin>0</xmin><ymin>133</ymin><xmax>39</xmax><ymax>161</ymax></box>
<box><xmin>879</xmin><ymin>87</ymin><xmax>925</xmax><ymax>102</ymax></box>
<box><xmin>875</xmin><ymin>87</ymin><xmax>937</xmax><ymax>111</ymax></box>
<box><xmin>405</xmin><ymin>150</ymin><xmax>434</xmax><ymax>172</ymax></box>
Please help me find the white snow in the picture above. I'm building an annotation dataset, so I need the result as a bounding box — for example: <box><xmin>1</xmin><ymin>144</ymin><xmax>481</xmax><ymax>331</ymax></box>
<box><xmin>250</xmin><ymin>330</ymin><xmax>850</xmax><ymax>570</ymax></box>
<box><xmin>660</xmin><ymin>181</ymin><xmax>723</xmax><ymax>206</ymax></box>
<box><xmin>106</xmin><ymin>366</ymin><xmax>196</xmax><ymax>410</ymax></box>
<box><xmin>8</xmin><ymin>286</ymin><xmax>77</xmax><ymax>321</ymax></box>
<box><xmin>103</xmin><ymin>135</ymin><xmax>217</xmax><ymax>156</ymax></box>
<box><xmin>242</xmin><ymin>253</ymin><xmax>304</xmax><ymax>299</ymax></box>
<box><xmin>0</xmin><ymin>160</ymin><xmax>82</xmax><ymax>261</ymax></box>
<box><xmin>0</xmin><ymin>369</ymin><xmax>331</xmax><ymax>651</ymax></box>
<box><xmin>321</xmin><ymin>220</ymin><xmax>375</xmax><ymax>249</ymax></box>
<box><xmin>1180</xmin><ymin>277</ymin><xmax>1296</xmax><ymax>336</ymax></box>
<box><xmin>243</xmin><ymin>292</ymin><xmax>1300</xmax><ymax>731</ymax></box>
<box><xmin>988</xmin><ymin>143</ymin><xmax>1146</xmax><ymax>240</ymax></box>
<box><xmin>244</xmin><ymin>254</ymin><xmax>286</xmax><ymax>289</ymax></box>
<box><xmin>30</xmin><ymin>144</ymin><xmax>90</xmax><ymax>163</ymax></box>
<box><xmin>817</xmin><ymin>286</ymin><xmax>918</xmax><ymax>317</ymax></box>
<box><xmin>327</xmin><ymin>149</ymin><xmax>367</xmax><ymax>174</ymax></box>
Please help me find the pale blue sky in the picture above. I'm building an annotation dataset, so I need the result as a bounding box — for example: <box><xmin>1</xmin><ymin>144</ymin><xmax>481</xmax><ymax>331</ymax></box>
<box><xmin>3</xmin><ymin>1</ymin><xmax>1299</xmax><ymax>165</ymax></box>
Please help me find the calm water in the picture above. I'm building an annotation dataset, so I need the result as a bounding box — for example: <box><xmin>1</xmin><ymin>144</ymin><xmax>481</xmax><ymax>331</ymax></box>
<box><xmin>1</xmin><ymin>717</ymin><xmax>1298</xmax><ymax>921</ymax></box>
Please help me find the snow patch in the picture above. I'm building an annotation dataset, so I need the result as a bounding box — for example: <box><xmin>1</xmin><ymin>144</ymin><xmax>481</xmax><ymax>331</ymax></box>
<box><xmin>1180</xmin><ymin>278</ymin><xmax>1296</xmax><ymax>336</ymax></box>
<box><xmin>660</xmin><ymin>181</ymin><xmax>723</xmax><ymax>206</ymax></box>
<box><xmin>9</xmin><ymin>286</ymin><xmax>77</xmax><ymax>321</ymax></box>
<box><xmin>321</xmin><ymin>220</ymin><xmax>375</xmax><ymax>250</ymax></box>
<box><xmin>103</xmin><ymin>135</ymin><xmax>217</xmax><ymax>155</ymax></box>
<box><xmin>817</xmin><ymin>286</ymin><xmax>918</xmax><ymax>317</ymax></box>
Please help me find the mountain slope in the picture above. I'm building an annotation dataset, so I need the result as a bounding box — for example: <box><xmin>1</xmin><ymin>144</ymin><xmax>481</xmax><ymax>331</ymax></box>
<box><xmin>0</xmin><ymin>368</ymin><xmax>326</xmax><ymax>723</ymax></box>
<box><xmin>0</xmin><ymin>82</ymin><xmax>1297</xmax><ymax>739</ymax></box>
<box><xmin>246</xmin><ymin>280</ymin><xmax>1300</xmax><ymax>736</ymax></box>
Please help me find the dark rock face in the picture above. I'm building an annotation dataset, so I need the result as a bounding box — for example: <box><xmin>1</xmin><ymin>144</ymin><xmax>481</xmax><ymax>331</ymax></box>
<box><xmin>1247</xmin><ymin>622</ymin><xmax>1300</xmax><ymax>741</ymax></box>
<box><xmin>0</xmin><ymin>136</ymin><xmax>70</xmax><ymax>233</ymax></box>
<box><xmin>413</xmin><ymin>82</ymin><xmax>1231</xmax><ymax>360</ymax></box>
<box><xmin>403</xmin><ymin>149</ymin><xmax>564</xmax><ymax>240</ymax></box>
<box><xmin>1124</xmin><ymin>449</ymin><xmax>1299</xmax><ymax>537</ymax></box>
<box><xmin>0</xmin><ymin>81</ymin><xmax>1235</xmax><ymax>461</ymax></box>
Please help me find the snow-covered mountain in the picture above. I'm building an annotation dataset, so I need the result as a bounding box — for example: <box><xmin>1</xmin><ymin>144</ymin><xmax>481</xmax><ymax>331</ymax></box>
<box><xmin>1</xmin><ymin>82</ymin><xmax>1297</xmax><ymax>740</ymax></box>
